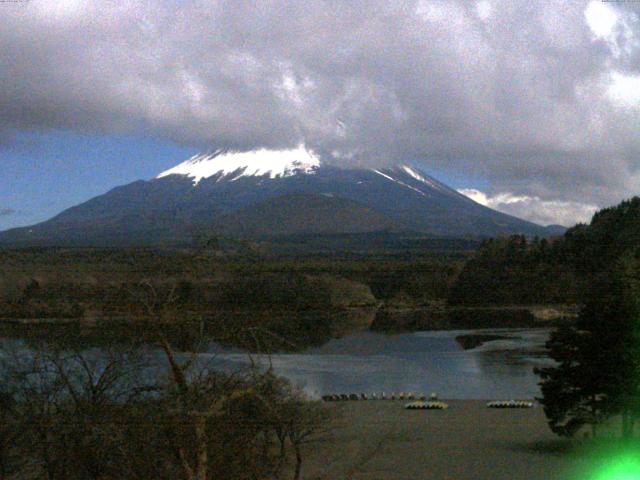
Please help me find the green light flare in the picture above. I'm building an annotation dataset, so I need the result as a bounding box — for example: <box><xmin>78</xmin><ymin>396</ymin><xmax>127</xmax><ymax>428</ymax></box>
<box><xmin>591</xmin><ymin>453</ymin><xmax>640</xmax><ymax>480</ymax></box>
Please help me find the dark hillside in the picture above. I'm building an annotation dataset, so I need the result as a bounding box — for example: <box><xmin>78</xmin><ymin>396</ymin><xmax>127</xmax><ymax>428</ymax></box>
<box><xmin>0</xmin><ymin>248</ymin><xmax>464</xmax><ymax>342</ymax></box>
<box><xmin>447</xmin><ymin>236</ymin><xmax>580</xmax><ymax>306</ymax></box>
<box><xmin>210</xmin><ymin>193</ymin><xmax>405</xmax><ymax>237</ymax></box>
<box><xmin>449</xmin><ymin>197</ymin><xmax>640</xmax><ymax>306</ymax></box>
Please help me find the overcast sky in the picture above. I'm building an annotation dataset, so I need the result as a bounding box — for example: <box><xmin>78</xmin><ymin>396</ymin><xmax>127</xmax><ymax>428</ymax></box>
<box><xmin>2</xmin><ymin>0</ymin><xmax>640</xmax><ymax>229</ymax></box>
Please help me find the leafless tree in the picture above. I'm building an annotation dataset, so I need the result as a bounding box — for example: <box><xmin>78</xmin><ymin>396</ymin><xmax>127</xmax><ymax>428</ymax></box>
<box><xmin>129</xmin><ymin>278</ymin><xmax>289</xmax><ymax>480</ymax></box>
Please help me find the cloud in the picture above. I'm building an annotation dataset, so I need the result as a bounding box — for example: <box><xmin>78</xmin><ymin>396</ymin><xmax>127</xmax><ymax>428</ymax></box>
<box><xmin>458</xmin><ymin>189</ymin><xmax>598</xmax><ymax>227</ymax></box>
<box><xmin>0</xmin><ymin>208</ymin><xmax>15</xmax><ymax>217</ymax></box>
<box><xmin>585</xmin><ymin>1</ymin><xmax>618</xmax><ymax>40</ymax></box>
<box><xmin>1</xmin><ymin>0</ymin><xmax>640</xmax><ymax>210</ymax></box>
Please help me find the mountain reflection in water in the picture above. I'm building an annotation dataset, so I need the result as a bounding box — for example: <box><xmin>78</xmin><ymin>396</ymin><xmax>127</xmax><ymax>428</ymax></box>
<box><xmin>200</xmin><ymin>328</ymin><xmax>552</xmax><ymax>400</ymax></box>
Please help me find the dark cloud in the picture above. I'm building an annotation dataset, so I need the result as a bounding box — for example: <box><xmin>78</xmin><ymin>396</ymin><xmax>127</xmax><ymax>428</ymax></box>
<box><xmin>1</xmin><ymin>0</ymin><xmax>640</xmax><ymax>218</ymax></box>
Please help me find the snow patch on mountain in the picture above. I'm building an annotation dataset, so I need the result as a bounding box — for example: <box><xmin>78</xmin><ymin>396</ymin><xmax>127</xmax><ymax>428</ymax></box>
<box><xmin>398</xmin><ymin>165</ymin><xmax>448</xmax><ymax>192</ymax></box>
<box><xmin>372</xmin><ymin>169</ymin><xmax>428</xmax><ymax>197</ymax></box>
<box><xmin>372</xmin><ymin>169</ymin><xmax>395</xmax><ymax>182</ymax></box>
<box><xmin>373</xmin><ymin>165</ymin><xmax>452</xmax><ymax>198</ymax></box>
<box><xmin>157</xmin><ymin>145</ymin><xmax>320</xmax><ymax>185</ymax></box>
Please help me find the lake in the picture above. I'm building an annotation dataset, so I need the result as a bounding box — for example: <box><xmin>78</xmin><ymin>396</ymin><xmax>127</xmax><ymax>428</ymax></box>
<box><xmin>0</xmin><ymin>327</ymin><xmax>552</xmax><ymax>400</ymax></box>
<box><xmin>198</xmin><ymin>328</ymin><xmax>552</xmax><ymax>400</ymax></box>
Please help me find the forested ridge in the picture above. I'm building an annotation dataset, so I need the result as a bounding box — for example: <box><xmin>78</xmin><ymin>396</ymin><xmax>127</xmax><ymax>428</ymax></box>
<box><xmin>7</xmin><ymin>197</ymin><xmax>640</xmax><ymax>340</ymax></box>
<box><xmin>530</xmin><ymin>198</ymin><xmax>640</xmax><ymax>439</ymax></box>
<box><xmin>449</xmin><ymin>197</ymin><xmax>640</xmax><ymax>306</ymax></box>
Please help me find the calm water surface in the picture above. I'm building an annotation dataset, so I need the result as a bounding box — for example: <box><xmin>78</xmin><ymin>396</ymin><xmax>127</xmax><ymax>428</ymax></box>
<box><xmin>0</xmin><ymin>328</ymin><xmax>552</xmax><ymax>400</ymax></box>
<box><xmin>200</xmin><ymin>328</ymin><xmax>552</xmax><ymax>399</ymax></box>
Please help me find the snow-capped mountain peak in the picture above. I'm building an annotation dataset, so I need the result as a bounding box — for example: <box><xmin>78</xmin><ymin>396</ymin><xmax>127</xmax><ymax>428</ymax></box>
<box><xmin>0</xmin><ymin>149</ymin><xmax>558</xmax><ymax>247</ymax></box>
<box><xmin>157</xmin><ymin>145</ymin><xmax>320</xmax><ymax>185</ymax></box>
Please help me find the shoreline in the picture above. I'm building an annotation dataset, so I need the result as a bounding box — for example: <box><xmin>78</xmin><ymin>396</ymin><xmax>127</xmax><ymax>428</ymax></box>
<box><xmin>370</xmin><ymin>303</ymin><xmax>576</xmax><ymax>333</ymax></box>
<box><xmin>0</xmin><ymin>303</ymin><xmax>575</xmax><ymax>327</ymax></box>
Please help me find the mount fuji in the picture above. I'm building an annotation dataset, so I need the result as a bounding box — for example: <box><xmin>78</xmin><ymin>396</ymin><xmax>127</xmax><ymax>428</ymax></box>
<box><xmin>0</xmin><ymin>146</ymin><xmax>560</xmax><ymax>247</ymax></box>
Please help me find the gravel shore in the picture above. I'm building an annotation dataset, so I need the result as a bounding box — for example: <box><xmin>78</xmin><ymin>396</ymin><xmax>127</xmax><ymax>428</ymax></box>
<box><xmin>301</xmin><ymin>400</ymin><xmax>591</xmax><ymax>480</ymax></box>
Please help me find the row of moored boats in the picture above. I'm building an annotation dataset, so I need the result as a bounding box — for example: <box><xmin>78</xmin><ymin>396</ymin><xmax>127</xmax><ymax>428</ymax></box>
<box><xmin>485</xmin><ymin>400</ymin><xmax>534</xmax><ymax>408</ymax></box>
<box><xmin>321</xmin><ymin>394</ymin><xmax>535</xmax><ymax>409</ymax></box>
<box><xmin>321</xmin><ymin>393</ymin><xmax>436</xmax><ymax>402</ymax></box>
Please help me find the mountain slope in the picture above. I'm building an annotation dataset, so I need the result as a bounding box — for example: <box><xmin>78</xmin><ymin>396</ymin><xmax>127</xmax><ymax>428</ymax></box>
<box><xmin>0</xmin><ymin>147</ymin><xmax>559</xmax><ymax>247</ymax></box>
<box><xmin>211</xmin><ymin>193</ymin><xmax>405</xmax><ymax>238</ymax></box>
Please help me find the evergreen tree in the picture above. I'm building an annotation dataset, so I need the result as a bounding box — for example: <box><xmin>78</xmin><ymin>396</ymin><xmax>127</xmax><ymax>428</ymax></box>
<box><xmin>536</xmin><ymin>253</ymin><xmax>640</xmax><ymax>438</ymax></box>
